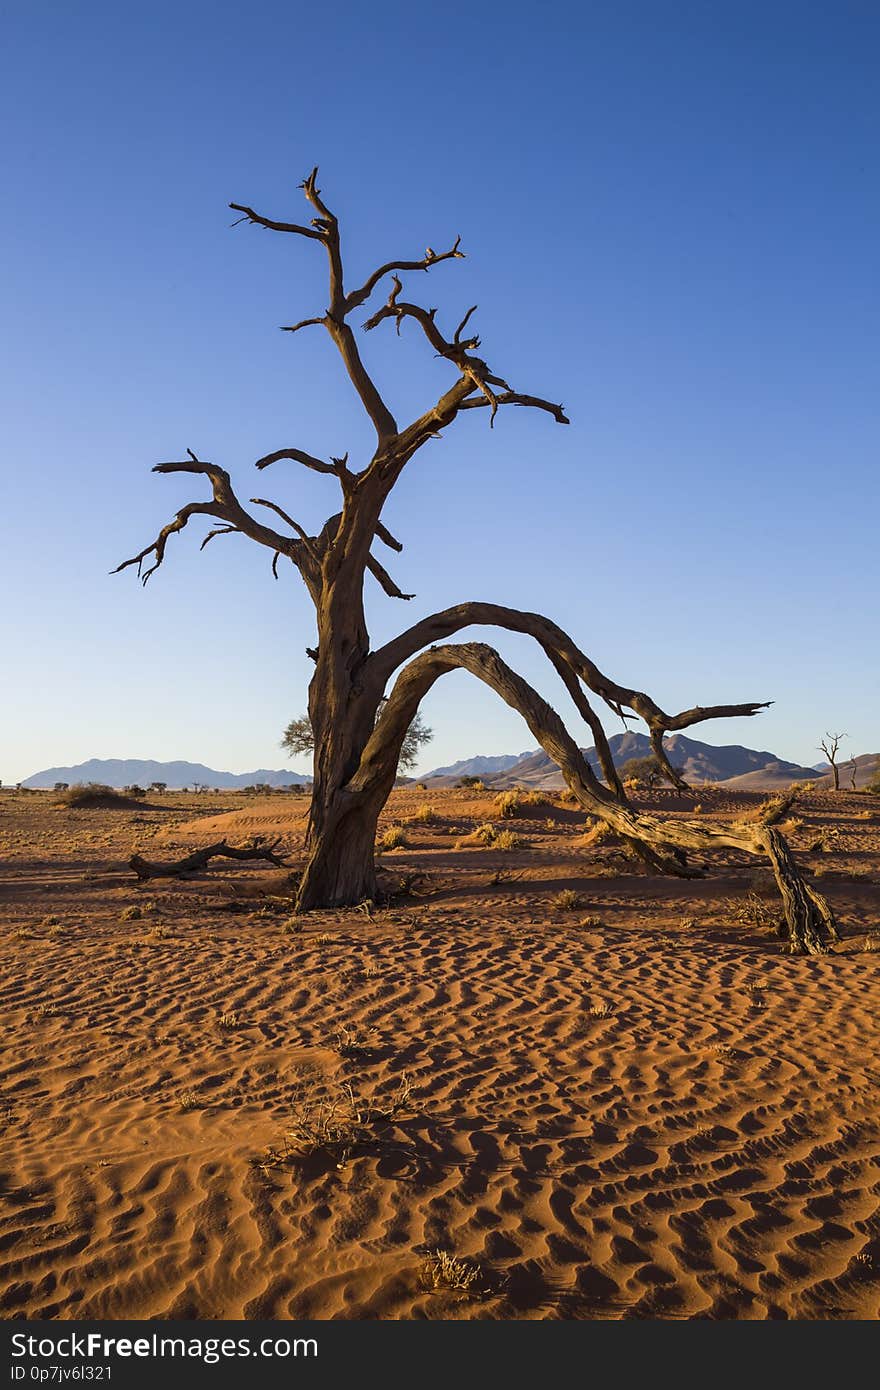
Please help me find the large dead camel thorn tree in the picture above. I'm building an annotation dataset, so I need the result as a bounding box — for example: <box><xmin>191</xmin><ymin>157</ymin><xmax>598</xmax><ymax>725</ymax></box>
<box><xmin>116</xmin><ymin>168</ymin><xmax>837</xmax><ymax>954</ymax></box>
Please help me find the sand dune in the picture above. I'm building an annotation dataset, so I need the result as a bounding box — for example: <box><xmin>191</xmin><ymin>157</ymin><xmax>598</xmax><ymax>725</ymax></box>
<box><xmin>1</xmin><ymin>787</ymin><xmax>879</xmax><ymax>1318</ymax></box>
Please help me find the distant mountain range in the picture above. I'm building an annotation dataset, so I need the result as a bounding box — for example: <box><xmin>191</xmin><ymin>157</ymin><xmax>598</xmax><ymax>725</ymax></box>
<box><xmin>425</xmin><ymin>732</ymin><xmax>821</xmax><ymax>790</ymax></box>
<box><xmin>21</xmin><ymin>759</ymin><xmax>310</xmax><ymax>790</ymax></box>
<box><xmin>421</xmin><ymin>752</ymin><xmax>537</xmax><ymax>780</ymax></box>
<box><xmin>20</xmin><ymin>744</ymin><xmax>878</xmax><ymax>794</ymax></box>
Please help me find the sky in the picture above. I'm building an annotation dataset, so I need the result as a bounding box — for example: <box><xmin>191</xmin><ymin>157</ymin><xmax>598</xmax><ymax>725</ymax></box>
<box><xmin>1</xmin><ymin>0</ymin><xmax>877</xmax><ymax>784</ymax></box>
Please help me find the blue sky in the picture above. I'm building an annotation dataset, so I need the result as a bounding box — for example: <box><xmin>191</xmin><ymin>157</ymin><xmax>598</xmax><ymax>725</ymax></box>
<box><xmin>1</xmin><ymin>0</ymin><xmax>877</xmax><ymax>783</ymax></box>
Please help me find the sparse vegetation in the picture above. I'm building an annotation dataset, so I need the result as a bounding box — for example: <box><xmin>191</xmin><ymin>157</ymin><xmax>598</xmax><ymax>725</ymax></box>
<box><xmin>419</xmin><ymin>1250</ymin><xmax>485</xmax><ymax>1296</ymax></box>
<box><xmin>378</xmin><ymin>825</ymin><xmax>409</xmax><ymax>851</ymax></box>
<box><xmin>494</xmin><ymin>788</ymin><xmax>548</xmax><ymax>818</ymax></box>
<box><xmin>257</xmin><ymin>1074</ymin><xmax>414</xmax><ymax>1170</ymax></box>
<box><xmin>62</xmin><ymin>783</ymin><xmax>131</xmax><ymax>808</ymax></box>
<box><xmin>551</xmin><ymin>889</ymin><xmax>583</xmax><ymax>911</ymax></box>
<box><xmin>405</xmin><ymin>803</ymin><xmax>438</xmax><ymax>826</ymax></box>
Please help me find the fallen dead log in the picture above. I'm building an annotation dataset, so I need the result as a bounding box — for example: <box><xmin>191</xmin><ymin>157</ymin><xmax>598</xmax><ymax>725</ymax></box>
<box><xmin>129</xmin><ymin>836</ymin><xmax>290</xmax><ymax>880</ymax></box>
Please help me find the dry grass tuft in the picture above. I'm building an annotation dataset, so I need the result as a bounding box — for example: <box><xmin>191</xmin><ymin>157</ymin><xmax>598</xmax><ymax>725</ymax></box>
<box><xmin>494</xmin><ymin>789</ymin><xmax>548</xmax><ymax>818</ymax></box>
<box><xmin>378</xmin><ymin>825</ymin><xmax>409</xmax><ymax>851</ymax></box>
<box><xmin>419</xmin><ymin>1249</ymin><xmax>485</xmax><ymax>1295</ymax></box>
<box><xmin>257</xmin><ymin>1074</ymin><xmax>414</xmax><ymax>1171</ymax></box>
<box><xmin>551</xmin><ymin>889</ymin><xmax>583</xmax><ymax>911</ymax></box>
<box><xmin>405</xmin><ymin>803</ymin><xmax>438</xmax><ymax>826</ymax></box>
<box><xmin>578</xmin><ymin>913</ymin><xmax>606</xmax><ymax>929</ymax></box>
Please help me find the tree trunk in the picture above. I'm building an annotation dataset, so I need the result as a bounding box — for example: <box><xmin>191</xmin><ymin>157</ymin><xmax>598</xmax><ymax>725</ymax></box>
<box><xmin>831</xmin><ymin>760</ymin><xmax>840</xmax><ymax>791</ymax></box>
<box><xmin>296</xmin><ymin>575</ymin><xmax>385</xmax><ymax>911</ymax></box>
<box><xmin>296</xmin><ymin>794</ymin><xmax>380</xmax><ymax>909</ymax></box>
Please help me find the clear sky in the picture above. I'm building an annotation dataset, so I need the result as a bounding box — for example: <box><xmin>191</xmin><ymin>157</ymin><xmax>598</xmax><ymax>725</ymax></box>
<box><xmin>1</xmin><ymin>0</ymin><xmax>877</xmax><ymax>784</ymax></box>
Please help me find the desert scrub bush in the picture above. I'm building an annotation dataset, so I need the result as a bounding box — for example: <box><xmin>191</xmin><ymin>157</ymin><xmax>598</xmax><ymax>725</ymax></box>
<box><xmin>455</xmin><ymin>822</ymin><xmax>498</xmax><ymax>848</ymax></box>
<box><xmin>493</xmin><ymin>829</ymin><xmax>524</xmax><ymax>852</ymax></box>
<box><xmin>121</xmin><ymin>905</ymin><xmax>143</xmax><ymax>922</ymax></box>
<box><xmin>62</xmin><ymin>783</ymin><xmax>130</xmax><ymax>808</ymax></box>
<box><xmin>456</xmin><ymin>776</ymin><xmax>485</xmax><ymax>789</ymax></box>
<box><xmin>405</xmin><ymin>803</ymin><xmax>438</xmax><ymax>826</ymax></box>
<box><xmin>736</xmin><ymin>790</ymin><xmax>799</xmax><ymax>828</ymax></box>
<box><xmin>40</xmin><ymin>914</ymin><xmax>61</xmax><ymax>928</ymax></box>
<box><xmin>257</xmin><ymin>1074</ymin><xmax>413</xmax><ymax>1170</ymax></box>
<box><xmin>378</xmin><ymin>825</ymin><xmax>408</xmax><ymax>851</ymax></box>
<box><xmin>551</xmin><ymin>889</ymin><xmax>583</xmax><ymax>911</ymax></box>
<box><xmin>580</xmin><ymin>818</ymin><xmax>615</xmax><ymax>848</ymax></box>
<box><xmin>494</xmin><ymin>788</ymin><xmax>548</xmax><ymax>818</ymax></box>
<box><xmin>334</xmin><ymin>1024</ymin><xmax>379</xmax><ymax>1059</ymax></box>
<box><xmin>179</xmin><ymin>1091</ymin><xmax>201</xmax><ymax>1112</ymax></box>
<box><xmin>723</xmin><ymin>892</ymin><xmax>781</xmax><ymax>932</ymax></box>
<box><xmin>218</xmin><ymin>1011</ymin><xmax>240</xmax><ymax>1029</ymax></box>
<box><xmin>419</xmin><ymin>1250</ymin><xmax>485</xmax><ymax>1296</ymax></box>
<box><xmin>579</xmin><ymin>914</ymin><xmax>606</xmax><ymax>929</ymax></box>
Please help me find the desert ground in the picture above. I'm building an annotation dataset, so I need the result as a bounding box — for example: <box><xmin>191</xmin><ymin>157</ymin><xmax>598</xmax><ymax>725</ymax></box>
<box><xmin>1</xmin><ymin>783</ymin><xmax>879</xmax><ymax>1320</ymax></box>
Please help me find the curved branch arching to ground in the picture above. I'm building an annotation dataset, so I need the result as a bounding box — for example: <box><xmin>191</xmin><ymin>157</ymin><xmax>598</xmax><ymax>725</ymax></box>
<box><xmin>343</xmin><ymin>642</ymin><xmax>838</xmax><ymax>957</ymax></box>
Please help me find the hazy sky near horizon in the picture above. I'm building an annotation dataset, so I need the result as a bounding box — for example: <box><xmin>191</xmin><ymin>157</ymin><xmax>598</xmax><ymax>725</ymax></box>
<box><xmin>1</xmin><ymin>0</ymin><xmax>877</xmax><ymax>784</ymax></box>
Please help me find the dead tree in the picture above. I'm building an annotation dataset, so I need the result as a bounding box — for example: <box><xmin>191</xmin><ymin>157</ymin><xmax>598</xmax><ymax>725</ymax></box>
<box><xmin>819</xmin><ymin>732</ymin><xmax>847</xmax><ymax>791</ymax></box>
<box><xmin>116</xmin><ymin>169</ymin><xmax>837</xmax><ymax>953</ymax></box>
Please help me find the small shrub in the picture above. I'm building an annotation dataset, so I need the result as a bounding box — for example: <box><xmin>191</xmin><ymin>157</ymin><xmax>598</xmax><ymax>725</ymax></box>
<box><xmin>580</xmin><ymin>818</ymin><xmax>615</xmax><ymax>848</ymax></box>
<box><xmin>456</xmin><ymin>776</ymin><xmax>485</xmax><ymax>789</ymax></box>
<box><xmin>121</xmin><ymin>905</ymin><xmax>143</xmax><ymax>922</ymax></box>
<box><xmin>258</xmin><ymin>1074</ymin><xmax>413</xmax><ymax>1170</ymax></box>
<box><xmin>494</xmin><ymin>789</ymin><xmax>547</xmax><ymax>818</ymax></box>
<box><xmin>334</xmin><ymin>1024</ymin><xmax>379</xmax><ymax>1059</ymax></box>
<box><xmin>63</xmin><ymin>783</ymin><xmax>130</xmax><ymax>808</ymax></box>
<box><xmin>40</xmin><ymin>914</ymin><xmax>61</xmax><ymax>928</ymax></box>
<box><xmin>218</xmin><ymin>1011</ymin><xmax>240</xmax><ymax>1029</ymax></box>
<box><xmin>420</xmin><ymin>1250</ymin><xmax>484</xmax><ymax>1295</ymax></box>
<box><xmin>179</xmin><ymin>1091</ymin><xmax>200</xmax><ymax>1111</ymax></box>
<box><xmin>493</xmin><ymin>829</ymin><xmax>524</xmax><ymax>852</ymax></box>
<box><xmin>579</xmin><ymin>914</ymin><xmax>606</xmax><ymax>929</ymax></box>
<box><xmin>455</xmin><ymin>823</ymin><xmax>498</xmax><ymax>848</ymax></box>
<box><xmin>406</xmin><ymin>803</ymin><xmax>437</xmax><ymax>826</ymax></box>
<box><xmin>551</xmin><ymin>889</ymin><xmax>583</xmax><ymax>911</ymax></box>
<box><xmin>281</xmin><ymin>917</ymin><xmax>303</xmax><ymax>935</ymax></box>
<box><xmin>378</xmin><ymin>825</ymin><xmax>408</xmax><ymax>851</ymax></box>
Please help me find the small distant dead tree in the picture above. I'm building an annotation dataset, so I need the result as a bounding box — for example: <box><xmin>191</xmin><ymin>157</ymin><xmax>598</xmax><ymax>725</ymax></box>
<box><xmin>116</xmin><ymin>169</ymin><xmax>837</xmax><ymax>953</ymax></box>
<box><xmin>818</xmin><ymin>732</ymin><xmax>847</xmax><ymax>792</ymax></box>
<box><xmin>848</xmin><ymin>757</ymin><xmax>859</xmax><ymax>791</ymax></box>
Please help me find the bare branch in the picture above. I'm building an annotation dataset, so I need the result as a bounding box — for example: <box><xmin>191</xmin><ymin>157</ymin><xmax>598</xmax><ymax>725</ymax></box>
<box><xmin>115</xmin><ymin>450</ymin><xmax>306</xmax><ymax>586</ymax></box>
<box><xmin>350</xmin><ymin>641</ymin><xmax>836</xmax><ymax>953</ymax></box>
<box><xmin>345</xmin><ymin>235</ymin><xmax>465</xmax><ymax>313</ymax></box>
<box><xmin>374</xmin><ymin>520</ymin><xmax>402</xmax><ymax>552</ymax></box>
<box><xmin>200</xmin><ymin>524</ymin><xmax>239</xmax><ymax>550</ymax></box>
<box><xmin>459</xmin><ymin>391</ymin><xmax>570</xmax><ymax>424</ymax></box>
<box><xmin>366</xmin><ymin>602</ymin><xmax>769</xmax><ymax>749</ymax></box>
<box><xmin>249</xmin><ymin>497</ymin><xmax>315</xmax><ymax>551</ymax></box>
<box><xmin>280</xmin><ymin>316</ymin><xmax>326</xmax><ymax>334</ymax></box>
<box><xmin>228</xmin><ymin>202</ymin><xmax>326</xmax><ymax>241</ymax></box>
<box><xmin>366</xmin><ymin>553</ymin><xmax>414</xmax><ymax>601</ymax></box>
<box><xmin>112</xmin><ymin>502</ymin><xmax>221</xmax><ymax>584</ymax></box>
